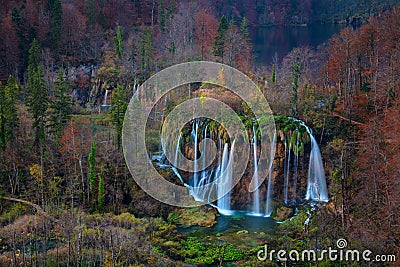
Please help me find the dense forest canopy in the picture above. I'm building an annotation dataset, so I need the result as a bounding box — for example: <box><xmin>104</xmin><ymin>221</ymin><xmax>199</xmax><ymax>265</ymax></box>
<box><xmin>0</xmin><ymin>0</ymin><xmax>399</xmax><ymax>266</ymax></box>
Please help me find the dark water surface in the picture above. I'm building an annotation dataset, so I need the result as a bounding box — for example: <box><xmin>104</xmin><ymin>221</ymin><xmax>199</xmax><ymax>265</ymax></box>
<box><xmin>251</xmin><ymin>24</ymin><xmax>344</xmax><ymax>65</ymax></box>
<box><xmin>178</xmin><ymin>211</ymin><xmax>277</xmax><ymax>247</ymax></box>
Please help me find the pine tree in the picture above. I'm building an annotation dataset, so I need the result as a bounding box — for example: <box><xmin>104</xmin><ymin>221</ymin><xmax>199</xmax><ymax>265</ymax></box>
<box><xmin>0</xmin><ymin>76</ymin><xmax>18</xmax><ymax>150</ymax></box>
<box><xmin>12</xmin><ymin>6</ymin><xmax>36</xmax><ymax>75</ymax></box>
<box><xmin>212</xmin><ymin>16</ymin><xmax>228</xmax><ymax>61</ymax></box>
<box><xmin>109</xmin><ymin>85</ymin><xmax>128</xmax><ymax>149</ymax></box>
<box><xmin>114</xmin><ymin>25</ymin><xmax>123</xmax><ymax>59</ymax></box>
<box><xmin>46</xmin><ymin>0</ymin><xmax>62</xmax><ymax>50</ymax></box>
<box><xmin>141</xmin><ymin>28</ymin><xmax>155</xmax><ymax>75</ymax></box>
<box><xmin>271</xmin><ymin>64</ymin><xmax>276</xmax><ymax>83</ymax></box>
<box><xmin>97</xmin><ymin>166</ymin><xmax>105</xmax><ymax>211</ymax></box>
<box><xmin>49</xmin><ymin>69</ymin><xmax>72</xmax><ymax>142</ymax></box>
<box><xmin>240</xmin><ymin>17</ymin><xmax>250</xmax><ymax>43</ymax></box>
<box><xmin>26</xmin><ymin>39</ymin><xmax>49</xmax><ymax>146</ymax></box>
<box><xmin>88</xmin><ymin>141</ymin><xmax>97</xmax><ymax>201</ymax></box>
<box><xmin>158</xmin><ymin>0</ymin><xmax>165</xmax><ymax>31</ymax></box>
<box><xmin>85</xmin><ymin>0</ymin><xmax>96</xmax><ymax>25</ymax></box>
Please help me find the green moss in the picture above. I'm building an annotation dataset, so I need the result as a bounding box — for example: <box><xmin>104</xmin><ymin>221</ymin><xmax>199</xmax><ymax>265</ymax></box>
<box><xmin>167</xmin><ymin>211</ymin><xmax>180</xmax><ymax>223</ymax></box>
<box><xmin>223</xmin><ymin>244</ymin><xmax>244</xmax><ymax>261</ymax></box>
<box><xmin>152</xmin><ymin>246</ymin><xmax>168</xmax><ymax>258</ymax></box>
<box><xmin>177</xmin><ymin>236</ymin><xmax>246</xmax><ymax>265</ymax></box>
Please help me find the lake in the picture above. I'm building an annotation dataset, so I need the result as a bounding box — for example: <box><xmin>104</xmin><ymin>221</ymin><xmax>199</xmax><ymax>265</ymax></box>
<box><xmin>251</xmin><ymin>24</ymin><xmax>345</xmax><ymax>65</ymax></box>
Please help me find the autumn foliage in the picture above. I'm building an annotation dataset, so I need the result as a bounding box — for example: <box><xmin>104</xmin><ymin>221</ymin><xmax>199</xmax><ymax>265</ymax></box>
<box><xmin>326</xmin><ymin>6</ymin><xmax>400</xmax><ymax>252</ymax></box>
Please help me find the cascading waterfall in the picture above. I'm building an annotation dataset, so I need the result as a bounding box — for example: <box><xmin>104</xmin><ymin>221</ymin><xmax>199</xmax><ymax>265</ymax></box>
<box><xmin>162</xmin><ymin>117</ymin><xmax>328</xmax><ymax>218</ymax></box>
<box><xmin>202</xmin><ymin>125</ymin><xmax>209</xmax><ymax>180</ymax></box>
<box><xmin>192</xmin><ymin>125</ymin><xmax>212</xmax><ymax>202</ymax></box>
<box><xmin>191</xmin><ymin>120</ymin><xmax>199</xmax><ymax>187</ymax></box>
<box><xmin>104</xmin><ymin>89</ymin><xmax>109</xmax><ymax>105</ymax></box>
<box><xmin>305</xmin><ymin>133</ymin><xmax>329</xmax><ymax>202</ymax></box>
<box><xmin>252</xmin><ymin>125</ymin><xmax>261</xmax><ymax>215</ymax></box>
<box><xmin>265</xmin><ymin>164</ymin><xmax>274</xmax><ymax>217</ymax></box>
<box><xmin>284</xmin><ymin>137</ymin><xmax>291</xmax><ymax>205</ymax></box>
<box><xmin>216</xmin><ymin>142</ymin><xmax>234</xmax><ymax>215</ymax></box>
<box><xmin>289</xmin><ymin>118</ymin><xmax>328</xmax><ymax>202</ymax></box>
<box><xmin>172</xmin><ymin>135</ymin><xmax>184</xmax><ymax>183</ymax></box>
<box><xmin>292</xmin><ymin>130</ymin><xmax>299</xmax><ymax>203</ymax></box>
<box><xmin>265</xmin><ymin>132</ymin><xmax>276</xmax><ymax>217</ymax></box>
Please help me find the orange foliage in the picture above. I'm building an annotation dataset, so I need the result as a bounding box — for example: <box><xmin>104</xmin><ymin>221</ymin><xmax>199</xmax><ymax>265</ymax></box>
<box><xmin>193</xmin><ymin>8</ymin><xmax>218</xmax><ymax>60</ymax></box>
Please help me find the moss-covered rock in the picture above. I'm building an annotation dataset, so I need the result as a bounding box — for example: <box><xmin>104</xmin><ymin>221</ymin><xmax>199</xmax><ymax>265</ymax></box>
<box><xmin>272</xmin><ymin>206</ymin><xmax>293</xmax><ymax>221</ymax></box>
<box><xmin>236</xmin><ymin>229</ymin><xmax>249</xmax><ymax>235</ymax></box>
<box><xmin>169</xmin><ymin>206</ymin><xmax>218</xmax><ymax>228</ymax></box>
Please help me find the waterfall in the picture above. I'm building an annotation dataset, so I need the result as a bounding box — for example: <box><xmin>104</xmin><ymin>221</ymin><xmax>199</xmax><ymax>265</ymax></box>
<box><xmin>217</xmin><ymin>144</ymin><xmax>228</xmax><ymax>208</ymax></box>
<box><xmin>265</xmin><ymin>132</ymin><xmax>276</xmax><ymax>217</ymax></box>
<box><xmin>216</xmin><ymin>142</ymin><xmax>234</xmax><ymax>215</ymax></box>
<box><xmin>265</xmin><ymin>164</ymin><xmax>274</xmax><ymax>217</ymax></box>
<box><xmin>293</xmin><ymin>131</ymin><xmax>299</xmax><ymax>203</ymax></box>
<box><xmin>162</xmin><ymin>117</ymin><xmax>328</xmax><ymax>218</ymax></box>
<box><xmin>305</xmin><ymin>134</ymin><xmax>329</xmax><ymax>202</ymax></box>
<box><xmin>284</xmin><ymin>138</ymin><xmax>291</xmax><ymax>205</ymax></box>
<box><xmin>191</xmin><ymin>120</ymin><xmax>199</xmax><ymax>187</ymax></box>
<box><xmin>202</xmin><ymin>125</ymin><xmax>208</xmax><ymax>180</ymax></box>
<box><xmin>104</xmin><ymin>89</ymin><xmax>109</xmax><ymax>105</ymax></box>
<box><xmin>172</xmin><ymin>135</ymin><xmax>184</xmax><ymax>183</ymax></box>
<box><xmin>192</xmin><ymin>125</ymin><xmax>212</xmax><ymax>202</ymax></box>
<box><xmin>252</xmin><ymin>125</ymin><xmax>261</xmax><ymax>215</ymax></box>
<box><xmin>290</xmin><ymin>118</ymin><xmax>329</xmax><ymax>202</ymax></box>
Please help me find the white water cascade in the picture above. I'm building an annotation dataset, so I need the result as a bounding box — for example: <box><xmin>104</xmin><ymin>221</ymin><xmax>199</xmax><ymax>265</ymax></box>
<box><xmin>216</xmin><ymin>142</ymin><xmax>234</xmax><ymax>215</ymax></box>
<box><xmin>265</xmin><ymin>164</ymin><xmax>274</xmax><ymax>217</ymax></box>
<box><xmin>305</xmin><ymin>133</ymin><xmax>329</xmax><ymax>201</ymax></box>
<box><xmin>252</xmin><ymin>125</ymin><xmax>261</xmax><ymax>215</ymax></box>
<box><xmin>171</xmin><ymin>135</ymin><xmax>184</xmax><ymax>183</ymax></box>
<box><xmin>188</xmin><ymin>124</ymin><xmax>235</xmax><ymax>215</ymax></box>
<box><xmin>291</xmin><ymin>118</ymin><xmax>329</xmax><ymax>202</ymax></box>
<box><xmin>265</xmin><ymin>132</ymin><xmax>276</xmax><ymax>217</ymax></box>
<box><xmin>293</xmin><ymin>131</ymin><xmax>299</xmax><ymax>203</ymax></box>
<box><xmin>162</xmin><ymin>118</ymin><xmax>328</xmax><ymax>218</ymax></box>
<box><xmin>283</xmin><ymin>137</ymin><xmax>291</xmax><ymax>204</ymax></box>
<box><xmin>191</xmin><ymin>120</ymin><xmax>199</xmax><ymax>187</ymax></box>
<box><xmin>104</xmin><ymin>89</ymin><xmax>109</xmax><ymax>105</ymax></box>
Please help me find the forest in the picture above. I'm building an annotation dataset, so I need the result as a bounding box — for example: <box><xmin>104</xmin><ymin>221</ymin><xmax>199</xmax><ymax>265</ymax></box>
<box><xmin>0</xmin><ymin>0</ymin><xmax>399</xmax><ymax>266</ymax></box>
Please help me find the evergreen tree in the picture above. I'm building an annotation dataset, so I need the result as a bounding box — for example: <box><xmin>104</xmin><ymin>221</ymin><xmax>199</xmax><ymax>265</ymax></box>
<box><xmin>141</xmin><ymin>29</ymin><xmax>155</xmax><ymax>75</ymax></box>
<box><xmin>98</xmin><ymin>166</ymin><xmax>105</xmax><ymax>211</ymax></box>
<box><xmin>12</xmin><ymin>6</ymin><xmax>37</xmax><ymax>75</ymax></box>
<box><xmin>0</xmin><ymin>76</ymin><xmax>19</xmax><ymax>150</ymax></box>
<box><xmin>212</xmin><ymin>16</ymin><xmax>228</xmax><ymax>61</ymax></box>
<box><xmin>114</xmin><ymin>25</ymin><xmax>123</xmax><ymax>59</ymax></box>
<box><xmin>158</xmin><ymin>0</ymin><xmax>165</xmax><ymax>31</ymax></box>
<box><xmin>26</xmin><ymin>40</ymin><xmax>49</xmax><ymax>146</ymax></box>
<box><xmin>46</xmin><ymin>0</ymin><xmax>62</xmax><ymax>50</ymax></box>
<box><xmin>49</xmin><ymin>69</ymin><xmax>72</xmax><ymax>142</ymax></box>
<box><xmin>88</xmin><ymin>141</ymin><xmax>97</xmax><ymax>201</ymax></box>
<box><xmin>85</xmin><ymin>0</ymin><xmax>96</xmax><ymax>25</ymax></box>
<box><xmin>169</xmin><ymin>40</ymin><xmax>176</xmax><ymax>55</ymax></box>
<box><xmin>271</xmin><ymin>64</ymin><xmax>276</xmax><ymax>83</ymax></box>
<box><xmin>240</xmin><ymin>17</ymin><xmax>250</xmax><ymax>43</ymax></box>
<box><xmin>109</xmin><ymin>85</ymin><xmax>128</xmax><ymax>149</ymax></box>
<box><xmin>28</xmin><ymin>39</ymin><xmax>40</xmax><ymax>69</ymax></box>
